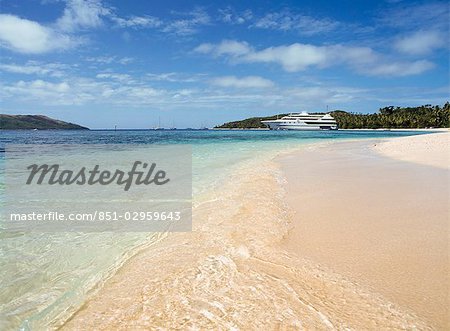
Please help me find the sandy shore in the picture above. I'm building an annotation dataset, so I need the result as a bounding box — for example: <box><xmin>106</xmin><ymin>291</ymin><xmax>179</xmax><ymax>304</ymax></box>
<box><xmin>60</xmin><ymin>135</ymin><xmax>441</xmax><ymax>330</ymax></box>
<box><xmin>280</xmin><ymin>132</ymin><xmax>449</xmax><ymax>329</ymax></box>
<box><xmin>58</xmin><ymin>132</ymin><xmax>449</xmax><ymax>330</ymax></box>
<box><xmin>374</xmin><ymin>130</ymin><xmax>449</xmax><ymax>169</ymax></box>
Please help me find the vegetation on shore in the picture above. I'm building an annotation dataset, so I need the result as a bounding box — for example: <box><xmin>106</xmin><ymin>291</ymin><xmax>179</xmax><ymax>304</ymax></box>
<box><xmin>215</xmin><ymin>103</ymin><xmax>450</xmax><ymax>129</ymax></box>
<box><xmin>0</xmin><ymin>115</ymin><xmax>89</xmax><ymax>130</ymax></box>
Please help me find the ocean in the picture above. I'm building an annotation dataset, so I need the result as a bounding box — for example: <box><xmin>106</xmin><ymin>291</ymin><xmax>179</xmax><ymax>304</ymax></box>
<box><xmin>0</xmin><ymin>129</ymin><xmax>427</xmax><ymax>330</ymax></box>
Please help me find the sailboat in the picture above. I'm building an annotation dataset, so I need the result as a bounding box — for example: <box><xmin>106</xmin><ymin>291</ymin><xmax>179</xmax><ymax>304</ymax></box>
<box><xmin>199</xmin><ymin>121</ymin><xmax>209</xmax><ymax>130</ymax></box>
<box><xmin>152</xmin><ymin>116</ymin><xmax>164</xmax><ymax>130</ymax></box>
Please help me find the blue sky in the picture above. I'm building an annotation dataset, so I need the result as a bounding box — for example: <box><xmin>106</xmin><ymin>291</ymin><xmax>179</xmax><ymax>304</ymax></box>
<box><xmin>0</xmin><ymin>0</ymin><xmax>448</xmax><ymax>128</ymax></box>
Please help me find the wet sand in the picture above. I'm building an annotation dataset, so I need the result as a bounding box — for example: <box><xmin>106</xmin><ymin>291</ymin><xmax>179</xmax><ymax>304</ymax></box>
<box><xmin>61</xmin><ymin>141</ymin><xmax>434</xmax><ymax>330</ymax></box>
<box><xmin>280</xmin><ymin>133</ymin><xmax>449</xmax><ymax>329</ymax></box>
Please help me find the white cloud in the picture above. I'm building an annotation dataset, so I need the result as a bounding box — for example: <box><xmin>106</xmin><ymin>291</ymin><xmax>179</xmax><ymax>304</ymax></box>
<box><xmin>211</xmin><ymin>76</ymin><xmax>274</xmax><ymax>88</ymax></box>
<box><xmin>194</xmin><ymin>40</ymin><xmax>251</xmax><ymax>57</ymax></box>
<box><xmin>27</xmin><ymin>80</ymin><xmax>71</xmax><ymax>92</ymax></box>
<box><xmin>0</xmin><ymin>63</ymin><xmax>48</xmax><ymax>75</ymax></box>
<box><xmin>244</xmin><ymin>44</ymin><xmax>329</xmax><ymax>71</ymax></box>
<box><xmin>196</xmin><ymin>40</ymin><xmax>377</xmax><ymax>72</ymax></box>
<box><xmin>364</xmin><ymin>60</ymin><xmax>434</xmax><ymax>76</ymax></box>
<box><xmin>162</xmin><ymin>9</ymin><xmax>210</xmax><ymax>35</ymax></box>
<box><xmin>0</xmin><ymin>0</ymin><xmax>116</xmax><ymax>54</ymax></box>
<box><xmin>85</xmin><ymin>56</ymin><xmax>134</xmax><ymax>65</ymax></box>
<box><xmin>118</xmin><ymin>57</ymin><xmax>134</xmax><ymax>65</ymax></box>
<box><xmin>0</xmin><ymin>62</ymin><xmax>69</xmax><ymax>77</ymax></box>
<box><xmin>253</xmin><ymin>11</ymin><xmax>339</xmax><ymax>35</ymax></box>
<box><xmin>195</xmin><ymin>40</ymin><xmax>435</xmax><ymax>77</ymax></box>
<box><xmin>286</xmin><ymin>86</ymin><xmax>365</xmax><ymax>105</ymax></box>
<box><xmin>96</xmin><ymin>73</ymin><xmax>134</xmax><ymax>83</ymax></box>
<box><xmin>394</xmin><ymin>30</ymin><xmax>445</xmax><ymax>55</ymax></box>
<box><xmin>56</xmin><ymin>0</ymin><xmax>162</xmax><ymax>32</ymax></box>
<box><xmin>2</xmin><ymin>74</ymin><xmax>446</xmax><ymax>114</ymax></box>
<box><xmin>0</xmin><ymin>1</ymin><xmax>133</xmax><ymax>54</ymax></box>
<box><xmin>146</xmin><ymin>72</ymin><xmax>202</xmax><ymax>83</ymax></box>
<box><xmin>111</xmin><ymin>15</ymin><xmax>162</xmax><ymax>28</ymax></box>
<box><xmin>378</xmin><ymin>2</ymin><xmax>449</xmax><ymax>29</ymax></box>
<box><xmin>56</xmin><ymin>0</ymin><xmax>110</xmax><ymax>32</ymax></box>
<box><xmin>125</xmin><ymin>86</ymin><xmax>163</xmax><ymax>99</ymax></box>
<box><xmin>3</xmin><ymin>79</ymin><xmax>72</xmax><ymax>104</ymax></box>
<box><xmin>0</xmin><ymin>14</ymin><xmax>79</xmax><ymax>54</ymax></box>
<box><xmin>245</xmin><ymin>44</ymin><xmax>379</xmax><ymax>71</ymax></box>
<box><xmin>215</xmin><ymin>40</ymin><xmax>252</xmax><ymax>57</ymax></box>
<box><xmin>2</xmin><ymin>77</ymin><xmax>167</xmax><ymax>106</ymax></box>
<box><xmin>108</xmin><ymin>8</ymin><xmax>209</xmax><ymax>35</ymax></box>
<box><xmin>218</xmin><ymin>8</ymin><xmax>253</xmax><ymax>24</ymax></box>
<box><xmin>172</xmin><ymin>89</ymin><xmax>196</xmax><ymax>99</ymax></box>
<box><xmin>194</xmin><ymin>43</ymin><xmax>214</xmax><ymax>53</ymax></box>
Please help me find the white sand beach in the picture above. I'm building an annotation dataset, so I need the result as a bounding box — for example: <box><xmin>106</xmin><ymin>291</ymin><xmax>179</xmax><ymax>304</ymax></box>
<box><xmin>61</xmin><ymin>132</ymin><xmax>448</xmax><ymax>330</ymax></box>
<box><xmin>374</xmin><ymin>130</ymin><xmax>449</xmax><ymax>169</ymax></box>
<box><xmin>281</xmin><ymin>131</ymin><xmax>449</xmax><ymax>329</ymax></box>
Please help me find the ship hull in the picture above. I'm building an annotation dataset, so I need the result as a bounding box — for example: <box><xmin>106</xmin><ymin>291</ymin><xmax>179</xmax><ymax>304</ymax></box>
<box><xmin>261</xmin><ymin>112</ymin><xmax>338</xmax><ymax>131</ymax></box>
<box><xmin>263</xmin><ymin>122</ymin><xmax>338</xmax><ymax>130</ymax></box>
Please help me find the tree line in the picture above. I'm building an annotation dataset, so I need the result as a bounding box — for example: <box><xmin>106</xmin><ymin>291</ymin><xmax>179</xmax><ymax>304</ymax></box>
<box><xmin>215</xmin><ymin>103</ymin><xmax>450</xmax><ymax>129</ymax></box>
<box><xmin>332</xmin><ymin>103</ymin><xmax>449</xmax><ymax>129</ymax></box>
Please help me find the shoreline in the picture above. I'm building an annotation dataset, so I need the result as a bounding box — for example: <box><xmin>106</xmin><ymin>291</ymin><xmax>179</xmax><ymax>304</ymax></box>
<box><xmin>211</xmin><ymin>127</ymin><xmax>447</xmax><ymax>131</ymax></box>
<box><xmin>279</xmin><ymin>132</ymin><xmax>449</xmax><ymax>329</ymax></box>
<box><xmin>59</xmin><ymin>135</ymin><xmax>439</xmax><ymax>330</ymax></box>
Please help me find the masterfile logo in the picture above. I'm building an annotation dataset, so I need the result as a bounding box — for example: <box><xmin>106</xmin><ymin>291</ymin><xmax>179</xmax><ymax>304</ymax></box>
<box><xmin>4</xmin><ymin>144</ymin><xmax>192</xmax><ymax>232</ymax></box>
<box><xmin>25</xmin><ymin>161</ymin><xmax>170</xmax><ymax>191</ymax></box>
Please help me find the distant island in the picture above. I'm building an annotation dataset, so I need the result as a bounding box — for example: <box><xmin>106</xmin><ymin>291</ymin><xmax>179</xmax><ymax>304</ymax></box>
<box><xmin>0</xmin><ymin>115</ymin><xmax>89</xmax><ymax>130</ymax></box>
<box><xmin>215</xmin><ymin>103</ymin><xmax>450</xmax><ymax>129</ymax></box>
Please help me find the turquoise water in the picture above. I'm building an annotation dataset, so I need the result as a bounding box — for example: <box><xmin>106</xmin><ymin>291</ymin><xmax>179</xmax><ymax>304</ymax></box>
<box><xmin>0</xmin><ymin>129</ymin><xmax>428</xmax><ymax>330</ymax></box>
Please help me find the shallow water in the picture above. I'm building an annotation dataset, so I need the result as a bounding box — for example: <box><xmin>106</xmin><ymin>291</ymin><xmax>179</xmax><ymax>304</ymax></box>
<box><xmin>0</xmin><ymin>129</ymin><xmax>429</xmax><ymax>329</ymax></box>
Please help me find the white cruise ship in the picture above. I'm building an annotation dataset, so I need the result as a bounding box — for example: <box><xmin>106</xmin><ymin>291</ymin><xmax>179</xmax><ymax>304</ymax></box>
<box><xmin>261</xmin><ymin>112</ymin><xmax>338</xmax><ymax>130</ymax></box>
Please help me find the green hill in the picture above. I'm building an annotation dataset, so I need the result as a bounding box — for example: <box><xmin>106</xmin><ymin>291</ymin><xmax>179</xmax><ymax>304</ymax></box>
<box><xmin>215</xmin><ymin>114</ymin><xmax>289</xmax><ymax>129</ymax></box>
<box><xmin>0</xmin><ymin>115</ymin><xmax>89</xmax><ymax>130</ymax></box>
<box><xmin>215</xmin><ymin>103</ymin><xmax>450</xmax><ymax>129</ymax></box>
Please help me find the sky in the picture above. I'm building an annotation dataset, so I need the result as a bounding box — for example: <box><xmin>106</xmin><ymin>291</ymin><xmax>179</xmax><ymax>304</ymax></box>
<box><xmin>0</xmin><ymin>0</ymin><xmax>448</xmax><ymax>129</ymax></box>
